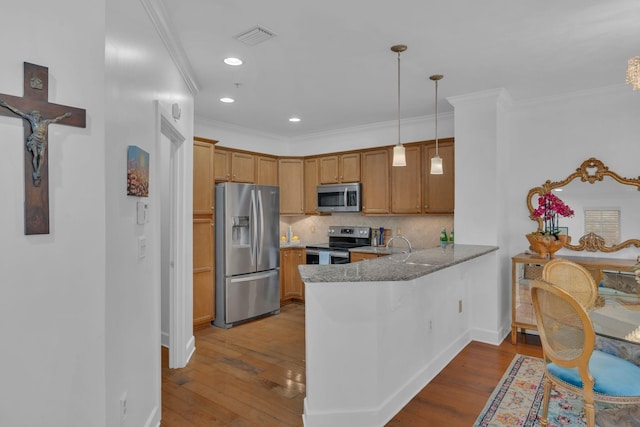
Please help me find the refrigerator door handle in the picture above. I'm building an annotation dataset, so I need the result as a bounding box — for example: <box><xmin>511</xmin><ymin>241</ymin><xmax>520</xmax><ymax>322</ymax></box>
<box><xmin>229</xmin><ymin>270</ymin><xmax>277</xmax><ymax>283</ymax></box>
<box><xmin>250</xmin><ymin>189</ymin><xmax>257</xmax><ymax>267</ymax></box>
<box><xmin>257</xmin><ymin>189</ymin><xmax>264</xmax><ymax>265</ymax></box>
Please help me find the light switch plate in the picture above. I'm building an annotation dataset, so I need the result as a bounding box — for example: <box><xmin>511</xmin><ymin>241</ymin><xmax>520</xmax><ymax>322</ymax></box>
<box><xmin>138</xmin><ymin>236</ymin><xmax>147</xmax><ymax>259</ymax></box>
<box><xmin>137</xmin><ymin>201</ymin><xmax>149</xmax><ymax>224</ymax></box>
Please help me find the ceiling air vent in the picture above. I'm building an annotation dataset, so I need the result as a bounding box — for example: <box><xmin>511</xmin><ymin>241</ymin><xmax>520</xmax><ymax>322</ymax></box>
<box><xmin>234</xmin><ymin>26</ymin><xmax>276</xmax><ymax>46</ymax></box>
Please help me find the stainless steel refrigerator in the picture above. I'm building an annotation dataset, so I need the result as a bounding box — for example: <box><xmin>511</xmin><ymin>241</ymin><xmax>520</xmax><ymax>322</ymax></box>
<box><xmin>213</xmin><ymin>183</ymin><xmax>280</xmax><ymax>328</ymax></box>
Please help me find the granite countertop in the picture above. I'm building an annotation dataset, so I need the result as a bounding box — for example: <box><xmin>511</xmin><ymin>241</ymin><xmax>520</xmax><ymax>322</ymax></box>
<box><xmin>298</xmin><ymin>244</ymin><xmax>498</xmax><ymax>283</ymax></box>
<box><xmin>349</xmin><ymin>246</ymin><xmax>407</xmax><ymax>255</ymax></box>
<box><xmin>279</xmin><ymin>241</ymin><xmax>305</xmax><ymax>248</ymax></box>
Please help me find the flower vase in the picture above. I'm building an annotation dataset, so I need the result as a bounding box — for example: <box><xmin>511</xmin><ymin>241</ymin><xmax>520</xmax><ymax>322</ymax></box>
<box><xmin>525</xmin><ymin>233</ymin><xmax>570</xmax><ymax>259</ymax></box>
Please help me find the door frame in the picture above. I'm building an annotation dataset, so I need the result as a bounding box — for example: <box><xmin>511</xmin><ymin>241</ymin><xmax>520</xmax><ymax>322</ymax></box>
<box><xmin>155</xmin><ymin>101</ymin><xmax>194</xmax><ymax>369</ymax></box>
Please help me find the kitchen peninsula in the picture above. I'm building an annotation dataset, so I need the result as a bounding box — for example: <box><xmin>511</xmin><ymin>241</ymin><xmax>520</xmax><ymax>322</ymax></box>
<box><xmin>299</xmin><ymin>244</ymin><xmax>500</xmax><ymax>427</ymax></box>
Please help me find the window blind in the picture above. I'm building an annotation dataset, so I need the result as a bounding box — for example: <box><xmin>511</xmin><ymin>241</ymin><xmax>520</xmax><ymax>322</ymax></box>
<box><xmin>584</xmin><ymin>209</ymin><xmax>620</xmax><ymax>246</ymax></box>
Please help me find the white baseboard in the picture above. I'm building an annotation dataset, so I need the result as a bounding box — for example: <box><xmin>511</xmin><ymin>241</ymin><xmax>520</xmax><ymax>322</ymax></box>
<box><xmin>144</xmin><ymin>404</ymin><xmax>160</xmax><ymax>427</ymax></box>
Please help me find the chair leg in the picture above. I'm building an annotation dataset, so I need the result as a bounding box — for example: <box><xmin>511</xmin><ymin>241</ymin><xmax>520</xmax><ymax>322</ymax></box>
<box><xmin>584</xmin><ymin>401</ymin><xmax>595</xmax><ymax>427</ymax></box>
<box><xmin>540</xmin><ymin>376</ymin><xmax>552</xmax><ymax>427</ymax></box>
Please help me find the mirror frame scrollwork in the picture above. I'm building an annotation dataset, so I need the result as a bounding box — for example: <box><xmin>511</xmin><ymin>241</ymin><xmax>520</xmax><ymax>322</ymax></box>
<box><xmin>526</xmin><ymin>157</ymin><xmax>640</xmax><ymax>253</ymax></box>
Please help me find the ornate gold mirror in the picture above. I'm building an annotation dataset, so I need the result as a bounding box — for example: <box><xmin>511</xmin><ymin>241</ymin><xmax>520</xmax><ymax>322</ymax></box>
<box><xmin>527</xmin><ymin>158</ymin><xmax>640</xmax><ymax>252</ymax></box>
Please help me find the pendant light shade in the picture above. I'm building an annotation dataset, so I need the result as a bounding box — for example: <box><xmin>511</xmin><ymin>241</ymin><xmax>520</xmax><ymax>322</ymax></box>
<box><xmin>430</xmin><ymin>74</ymin><xmax>444</xmax><ymax>175</ymax></box>
<box><xmin>627</xmin><ymin>56</ymin><xmax>640</xmax><ymax>90</ymax></box>
<box><xmin>392</xmin><ymin>145</ymin><xmax>406</xmax><ymax>167</ymax></box>
<box><xmin>391</xmin><ymin>44</ymin><xmax>407</xmax><ymax>167</ymax></box>
<box><xmin>430</xmin><ymin>155</ymin><xmax>443</xmax><ymax>174</ymax></box>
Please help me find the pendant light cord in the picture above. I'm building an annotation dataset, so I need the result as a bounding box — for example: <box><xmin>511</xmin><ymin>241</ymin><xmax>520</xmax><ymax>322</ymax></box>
<box><xmin>434</xmin><ymin>78</ymin><xmax>438</xmax><ymax>156</ymax></box>
<box><xmin>397</xmin><ymin>50</ymin><xmax>401</xmax><ymax>147</ymax></box>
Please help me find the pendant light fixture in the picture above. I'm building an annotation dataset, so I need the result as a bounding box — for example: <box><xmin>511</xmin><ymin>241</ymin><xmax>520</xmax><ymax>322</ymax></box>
<box><xmin>627</xmin><ymin>56</ymin><xmax>640</xmax><ymax>90</ymax></box>
<box><xmin>429</xmin><ymin>74</ymin><xmax>444</xmax><ymax>175</ymax></box>
<box><xmin>391</xmin><ymin>44</ymin><xmax>407</xmax><ymax>167</ymax></box>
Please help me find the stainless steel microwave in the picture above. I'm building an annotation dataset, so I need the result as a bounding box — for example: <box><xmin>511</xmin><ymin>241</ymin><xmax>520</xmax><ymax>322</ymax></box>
<box><xmin>317</xmin><ymin>183</ymin><xmax>362</xmax><ymax>213</ymax></box>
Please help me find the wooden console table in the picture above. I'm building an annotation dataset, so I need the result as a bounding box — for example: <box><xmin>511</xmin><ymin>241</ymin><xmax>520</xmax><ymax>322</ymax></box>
<box><xmin>511</xmin><ymin>252</ymin><xmax>637</xmax><ymax>344</ymax></box>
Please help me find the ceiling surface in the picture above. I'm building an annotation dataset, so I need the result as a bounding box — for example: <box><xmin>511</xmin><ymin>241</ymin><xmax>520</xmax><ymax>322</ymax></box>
<box><xmin>160</xmin><ymin>0</ymin><xmax>640</xmax><ymax>138</ymax></box>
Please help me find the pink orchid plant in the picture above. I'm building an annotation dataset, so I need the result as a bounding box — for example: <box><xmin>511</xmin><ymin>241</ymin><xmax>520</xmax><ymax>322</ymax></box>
<box><xmin>532</xmin><ymin>192</ymin><xmax>574</xmax><ymax>237</ymax></box>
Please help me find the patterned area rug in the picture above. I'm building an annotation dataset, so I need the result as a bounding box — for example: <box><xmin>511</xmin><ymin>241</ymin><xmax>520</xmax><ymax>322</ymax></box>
<box><xmin>472</xmin><ymin>354</ymin><xmax>626</xmax><ymax>427</ymax></box>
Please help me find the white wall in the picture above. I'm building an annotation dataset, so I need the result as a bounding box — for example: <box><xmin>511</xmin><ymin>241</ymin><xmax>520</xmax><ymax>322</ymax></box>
<box><xmin>105</xmin><ymin>1</ymin><xmax>194</xmax><ymax>426</ymax></box>
<box><xmin>196</xmin><ymin>116</ymin><xmax>291</xmax><ymax>154</ymax></box>
<box><xmin>450</xmin><ymin>84</ymin><xmax>640</xmax><ymax>343</ymax></box>
<box><xmin>0</xmin><ymin>1</ymin><xmax>106</xmax><ymax>426</ymax></box>
<box><xmin>507</xmin><ymin>85</ymin><xmax>640</xmax><ymax>260</ymax></box>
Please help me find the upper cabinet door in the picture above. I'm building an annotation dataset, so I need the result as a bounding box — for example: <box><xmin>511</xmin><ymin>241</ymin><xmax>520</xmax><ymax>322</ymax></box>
<box><xmin>193</xmin><ymin>140</ymin><xmax>214</xmax><ymax>215</ymax></box>
<box><xmin>304</xmin><ymin>158</ymin><xmax>320</xmax><ymax>214</ymax></box>
<box><xmin>231</xmin><ymin>152</ymin><xmax>255</xmax><ymax>183</ymax></box>
<box><xmin>361</xmin><ymin>149</ymin><xmax>390</xmax><ymax>214</ymax></box>
<box><xmin>340</xmin><ymin>153</ymin><xmax>360</xmax><ymax>183</ymax></box>
<box><xmin>256</xmin><ymin>155</ymin><xmax>278</xmax><ymax>186</ymax></box>
<box><xmin>391</xmin><ymin>145</ymin><xmax>421</xmax><ymax>214</ymax></box>
<box><xmin>423</xmin><ymin>140</ymin><xmax>454</xmax><ymax>213</ymax></box>
<box><xmin>319</xmin><ymin>153</ymin><xmax>360</xmax><ymax>184</ymax></box>
<box><xmin>319</xmin><ymin>155</ymin><xmax>339</xmax><ymax>184</ymax></box>
<box><xmin>279</xmin><ymin>158</ymin><xmax>304</xmax><ymax>215</ymax></box>
<box><xmin>214</xmin><ymin>148</ymin><xmax>231</xmax><ymax>182</ymax></box>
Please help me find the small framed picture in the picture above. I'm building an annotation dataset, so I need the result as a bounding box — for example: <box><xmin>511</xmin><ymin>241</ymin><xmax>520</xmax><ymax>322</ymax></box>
<box><xmin>557</xmin><ymin>227</ymin><xmax>569</xmax><ymax>236</ymax></box>
<box><xmin>127</xmin><ymin>145</ymin><xmax>150</xmax><ymax>197</ymax></box>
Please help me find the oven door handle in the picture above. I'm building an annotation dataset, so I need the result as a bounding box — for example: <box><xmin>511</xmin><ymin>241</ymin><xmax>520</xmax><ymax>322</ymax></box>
<box><xmin>306</xmin><ymin>248</ymin><xmax>349</xmax><ymax>258</ymax></box>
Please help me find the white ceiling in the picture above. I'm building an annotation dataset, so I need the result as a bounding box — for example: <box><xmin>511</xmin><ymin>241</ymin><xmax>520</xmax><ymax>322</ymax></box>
<box><xmin>160</xmin><ymin>0</ymin><xmax>640</xmax><ymax>138</ymax></box>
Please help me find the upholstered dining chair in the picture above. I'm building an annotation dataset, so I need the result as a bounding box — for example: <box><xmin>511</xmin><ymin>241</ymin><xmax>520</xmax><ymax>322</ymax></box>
<box><xmin>530</xmin><ymin>279</ymin><xmax>640</xmax><ymax>427</ymax></box>
<box><xmin>542</xmin><ymin>258</ymin><xmax>599</xmax><ymax>309</ymax></box>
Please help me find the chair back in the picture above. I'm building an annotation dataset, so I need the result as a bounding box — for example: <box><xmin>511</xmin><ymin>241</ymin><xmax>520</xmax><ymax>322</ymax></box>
<box><xmin>542</xmin><ymin>259</ymin><xmax>598</xmax><ymax>309</ymax></box>
<box><xmin>530</xmin><ymin>279</ymin><xmax>595</xmax><ymax>371</ymax></box>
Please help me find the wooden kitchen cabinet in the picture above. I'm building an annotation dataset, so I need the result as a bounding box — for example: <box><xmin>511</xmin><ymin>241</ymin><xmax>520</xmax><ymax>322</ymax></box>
<box><xmin>361</xmin><ymin>149</ymin><xmax>390</xmax><ymax>214</ymax></box>
<box><xmin>319</xmin><ymin>153</ymin><xmax>360</xmax><ymax>184</ymax></box>
<box><xmin>350</xmin><ymin>251</ymin><xmax>389</xmax><ymax>263</ymax></box>
<box><xmin>280</xmin><ymin>247</ymin><xmax>306</xmax><ymax>303</ymax></box>
<box><xmin>214</xmin><ymin>147</ymin><xmax>256</xmax><ymax>183</ymax></box>
<box><xmin>304</xmin><ymin>157</ymin><xmax>320</xmax><ymax>214</ymax></box>
<box><xmin>423</xmin><ymin>140</ymin><xmax>454</xmax><ymax>213</ymax></box>
<box><xmin>256</xmin><ymin>155</ymin><xmax>278</xmax><ymax>185</ymax></box>
<box><xmin>391</xmin><ymin>145</ymin><xmax>422</xmax><ymax>214</ymax></box>
<box><xmin>214</xmin><ymin>148</ymin><xmax>231</xmax><ymax>182</ymax></box>
<box><xmin>230</xmin><ymin>151</ymin><xmax>255</xmax><ymax>183</ymax></box>
<box><xmin>193</xmin><ymin>137</ymin><xmax>216</xmax><ymax>329</ymax></box>
<box><xmin>279</xmin><ymin>158</ymin><xmax>305</xmax><ymax>215</ymax></box>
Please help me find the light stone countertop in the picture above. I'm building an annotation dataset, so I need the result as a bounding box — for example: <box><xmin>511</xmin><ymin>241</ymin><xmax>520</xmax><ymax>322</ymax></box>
<box><xmin>279</xmin><ymin>241</ymin><xmax>306</xmax><ymax>248</ymax></box>
<box><xmin>298</xmin><ymin>244</ymin><xmax>499</xmax><ymax>283</ymax></box>
<box><xmin>348</xmin><ymin>245</ymin><xmax>410</xmax><ymax>255</ymax></box>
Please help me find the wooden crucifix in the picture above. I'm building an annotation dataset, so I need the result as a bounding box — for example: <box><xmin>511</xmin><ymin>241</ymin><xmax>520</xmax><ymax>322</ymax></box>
<box><xmin>0</xmin><ymin>62</ymin><xmax>86</xmax><ymax>235</ymax></box>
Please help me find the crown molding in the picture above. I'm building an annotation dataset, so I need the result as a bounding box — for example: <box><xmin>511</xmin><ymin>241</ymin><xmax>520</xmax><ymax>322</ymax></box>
<box><xmin>140</xmin><ymin>0</ymin><xmax>199</xmax><ymax>95</ymax></box>
<box><xmin>195</xmin><ymin>115</ymin><xmax>289</xmax><ymax>142</ymax></box>
<box><xmin>513</xmin><ymin>83</ymin><xmax>629</xmax><ymax>110</ymax></box>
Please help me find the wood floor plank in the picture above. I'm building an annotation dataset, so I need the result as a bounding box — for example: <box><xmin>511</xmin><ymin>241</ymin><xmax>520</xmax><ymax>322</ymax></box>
<box><xmin>161</xmin><ymin>303</ymin><xmax>542</xmax><ymax>426</ymax></box>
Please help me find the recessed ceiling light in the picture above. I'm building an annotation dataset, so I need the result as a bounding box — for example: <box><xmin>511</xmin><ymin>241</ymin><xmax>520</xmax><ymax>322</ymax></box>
<box><xmin>224</xmin><ymin>57</ymin><xmax>243</xmax><ymax>66</ymax></box>
<box><xmin>220</xmin><ymin>97</ymin><xmax>235</xmax><ymax>103</ymax></box>
<box><xmin>289</xmin><ymin>117</ymin><xmax>301</xmax><ymax>122</ymax></box>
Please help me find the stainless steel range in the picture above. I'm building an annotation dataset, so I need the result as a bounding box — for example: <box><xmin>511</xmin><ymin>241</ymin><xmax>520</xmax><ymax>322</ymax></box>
<box><xmin>305</xmin><ymin>226</ymin><xmax>371</xmax><ymax>265</ymax></box>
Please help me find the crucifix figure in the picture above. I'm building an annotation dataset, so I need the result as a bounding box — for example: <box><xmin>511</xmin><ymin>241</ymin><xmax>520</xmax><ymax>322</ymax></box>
<box><xmin>0</xmin><ymin>62</ymin><xmax>86</xmax><ymax>234</ymax></box>
<box><xmin>0</xmin><ymin>100</ymin><xmax>71</xmax><ymax>186</ymax></box>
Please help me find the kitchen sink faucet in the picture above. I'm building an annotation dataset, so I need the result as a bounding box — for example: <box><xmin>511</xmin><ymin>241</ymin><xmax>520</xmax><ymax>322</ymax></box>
<box><xmin>386</xmin><ymin>235</ymin><xmax>412</xmax><ymax>253</ymax></box>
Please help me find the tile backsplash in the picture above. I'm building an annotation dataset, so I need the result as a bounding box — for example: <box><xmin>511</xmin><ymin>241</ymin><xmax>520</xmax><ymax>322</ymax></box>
<box><xmin>280</xmin><ymin>213</ymin><xmax>454</xmax><ymax>249</ymax></box>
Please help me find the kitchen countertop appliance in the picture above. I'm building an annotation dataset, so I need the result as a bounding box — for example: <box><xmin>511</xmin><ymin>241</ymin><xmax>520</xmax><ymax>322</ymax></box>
<box><xmin>214</xmin><ymin>183</ymin><xmax>280</xmax><ymax>328</ymax></box>
<box><xmin>305</xmin><ymin>226</ymin><xmax>371</xmax><ymax>264</ymax></box>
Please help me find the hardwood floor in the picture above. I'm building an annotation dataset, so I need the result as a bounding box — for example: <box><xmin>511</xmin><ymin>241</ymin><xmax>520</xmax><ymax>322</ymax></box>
<box><xmin>161</xmin><ymin>304</ymin><xmax>542</xmax><ymax>426</ymax></box>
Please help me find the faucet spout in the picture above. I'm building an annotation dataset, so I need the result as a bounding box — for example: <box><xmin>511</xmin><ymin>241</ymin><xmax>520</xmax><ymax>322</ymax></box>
<box><xmin>385</xmin><ymin>235</ymin><xmax>412</xmax><ymax>253</ymax></box>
